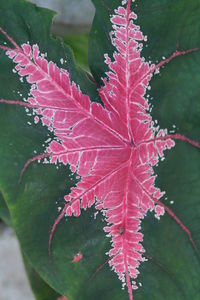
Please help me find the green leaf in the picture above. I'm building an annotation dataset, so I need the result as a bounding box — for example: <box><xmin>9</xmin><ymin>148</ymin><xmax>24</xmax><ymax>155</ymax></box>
<box><xmin>64</xmin><ymin>33</ymin><xmax>89</xmax><ymax>71</ymax></box>
<box><xmin>23</xmin><ymin>253</ymin><xmax>61</xmax><ymax>300</ymax></box>
<box><xmin>0</xmin><ymin>0</ymin><xmax>100</xmax><ymax>101</ymax></box>
<box><xmin>13</xmin><ymin>162</ymin><xmax>126</xmax><ymax>299</ymax></box>
<box><xmin>0</xmin><ymin>189</ymin><xmax>11</xmax><ymax>225</ymax></box>
<box><xmin>0</xmin><ymin>0</ymin><xmax>200</xmax><ymax>300</ymax></box>
<box><xmin>89</xmin><ymin>0</ymin><xmax>120</xmax><ymax>85</ymax></box>
<box><xmin>89</xmin><ymin>1</ymin><xmax>200</xmax><ymax>299</ymax></box>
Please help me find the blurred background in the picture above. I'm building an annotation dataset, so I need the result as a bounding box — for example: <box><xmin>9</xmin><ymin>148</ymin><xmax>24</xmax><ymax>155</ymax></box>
<box><xmin>30</xmin><ymin>0</ymin><xmax>95</xmax><ymax>34</ymax></box>
<box><xmin>0</xmin><ymin>1</ymin><xmax>94</xmax><ymax>299</ymax></box>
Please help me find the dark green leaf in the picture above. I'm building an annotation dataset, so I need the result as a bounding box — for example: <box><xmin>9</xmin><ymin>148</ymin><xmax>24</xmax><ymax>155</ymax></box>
<box><xmin>89</xmin><ymin>0</ymin><xmax>120</xmax><ymax>85</ymax></box>
<box><xmin>23</xmin><ymin>253</ymin><xmax>61</xmax><ymax>300</ymax></box>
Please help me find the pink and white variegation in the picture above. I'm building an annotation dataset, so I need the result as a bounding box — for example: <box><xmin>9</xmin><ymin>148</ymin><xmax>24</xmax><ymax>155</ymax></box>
<box><xmin>0</xmin><ymin>0</ymin><xmax>200</xmax><ymax>299</ymax></box>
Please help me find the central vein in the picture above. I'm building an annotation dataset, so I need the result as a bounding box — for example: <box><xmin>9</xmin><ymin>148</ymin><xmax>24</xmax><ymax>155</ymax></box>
<box><xmin>125</xmin><ymin>0</ymin><xmax>133</xmax><ymax>144</ymax></box>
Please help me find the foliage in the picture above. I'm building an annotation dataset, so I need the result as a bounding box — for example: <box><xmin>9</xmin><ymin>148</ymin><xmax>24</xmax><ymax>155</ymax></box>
<box><xmin>0</xmin><ymin>1</ymin><xmax>200</xmax><ymax>300</ymax></box>
<box><xmin>64</xmin><ymin>33</ymin><xmax>89</xmax><ymax>70</ymax></box>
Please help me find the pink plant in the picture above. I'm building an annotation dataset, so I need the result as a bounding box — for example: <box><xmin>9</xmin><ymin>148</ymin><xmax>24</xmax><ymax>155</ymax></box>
<box><xmin>0</xmin><ymin>0</ymin><xmax>199</xmax><ymax>299</ymax></box>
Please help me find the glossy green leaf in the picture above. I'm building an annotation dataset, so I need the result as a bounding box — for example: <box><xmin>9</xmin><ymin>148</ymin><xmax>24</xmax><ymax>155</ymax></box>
<box><xmin>0</xmin><ymin>0</ymin><xmax>200</xmax><ymax>300</ymax></box>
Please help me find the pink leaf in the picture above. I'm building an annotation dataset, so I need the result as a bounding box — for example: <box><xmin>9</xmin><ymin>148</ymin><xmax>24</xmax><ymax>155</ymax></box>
<box><xmin>0</xmin><ymin>0</ymin><xmax>200</xmax><ymax>299</ymax></box>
